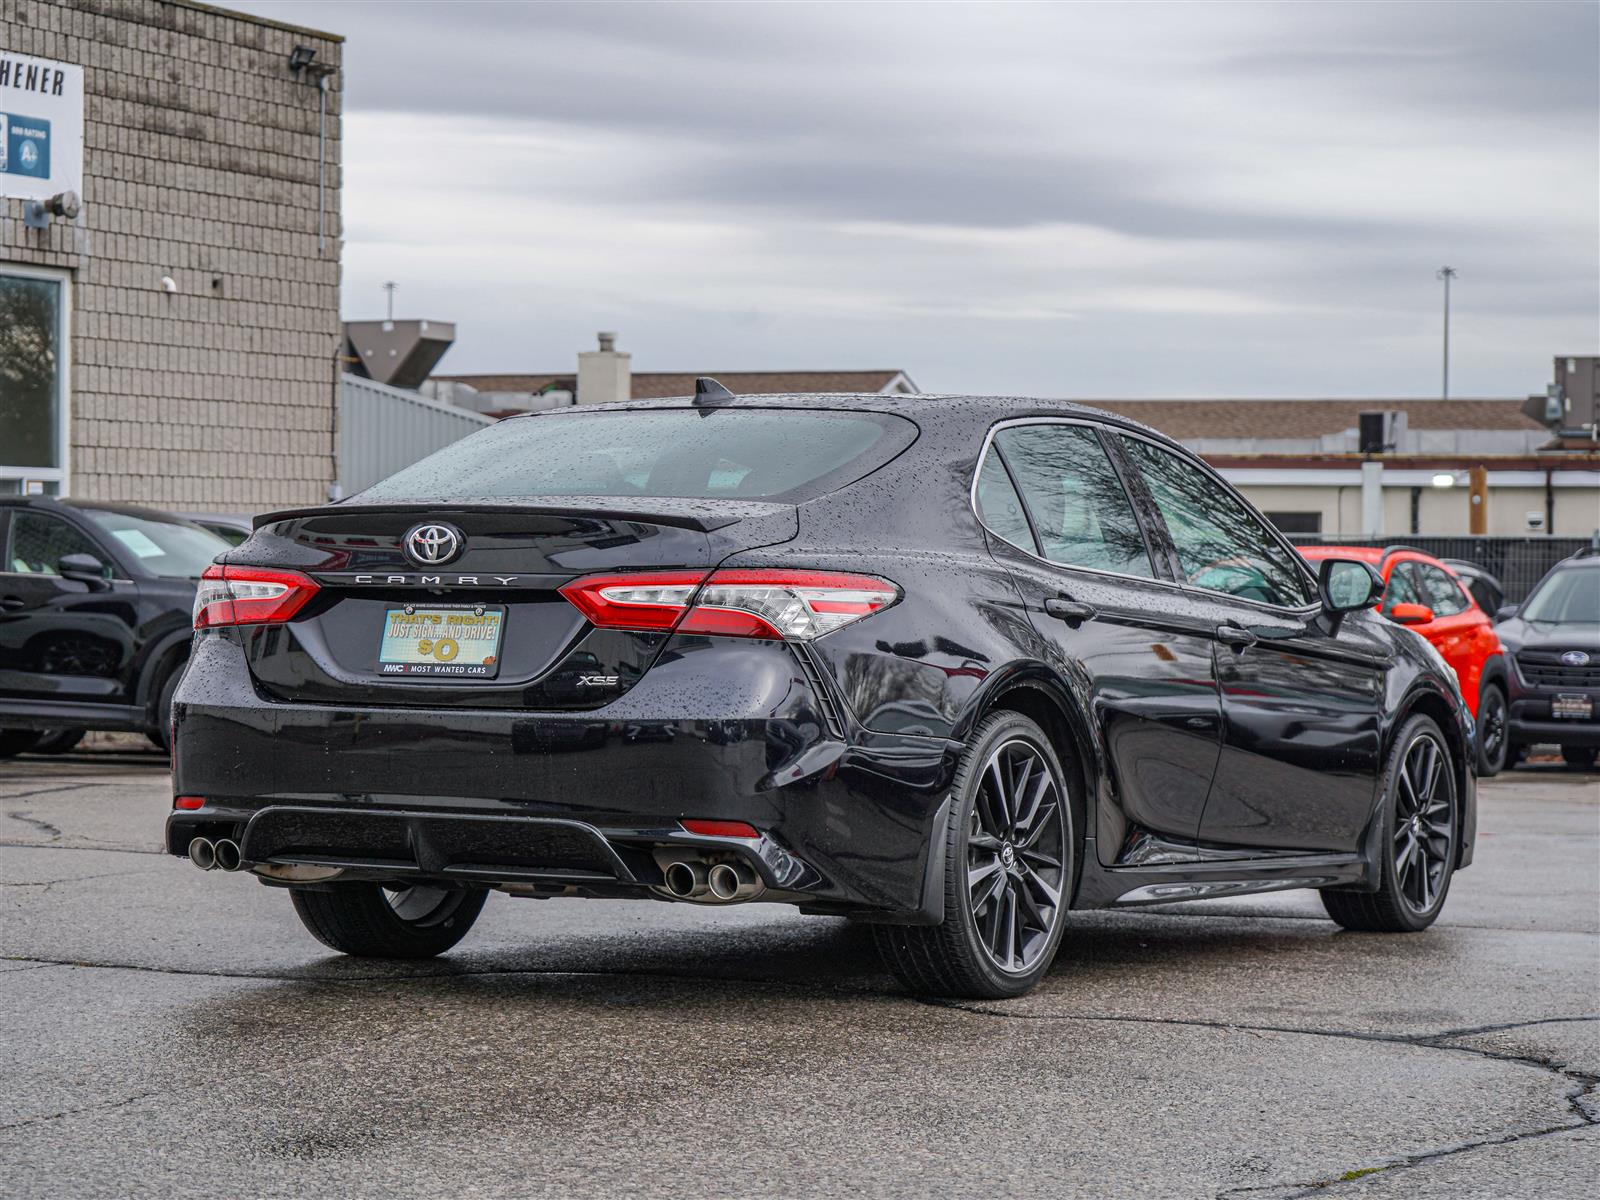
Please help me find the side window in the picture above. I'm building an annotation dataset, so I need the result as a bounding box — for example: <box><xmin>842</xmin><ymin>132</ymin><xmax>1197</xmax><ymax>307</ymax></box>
<box><xmin>1417</xmin><ymin>564</ymin><xmax>1469</xmax><ymax>617</ymax></box>
<box><xmin>992</xmin><ymin>425</ymin><xmax>1154</xmax><ymax>577</ymax></box>
<box><xmin>973</xmin><ymin>449</ymin><xmax>1036</xmax><ymax>553</ymax></box>
<box><xmin>1381</xmin><ymin>563</ymin><xmax>1422</xmax><ymax>615</ymax></box>
<box><xmin>7</xmin><ymin>512</ymin><xmax>109</xmax><ymax>577</ymax></box>
<box><xmin>1120</xmin><ymin>436</ymin><xmax>1311</xmax><ymax>608</ymax></box>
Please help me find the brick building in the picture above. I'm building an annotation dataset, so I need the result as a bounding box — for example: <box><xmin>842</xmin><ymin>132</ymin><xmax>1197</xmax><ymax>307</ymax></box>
<box><xmin>0</xmin><ymin>0</ymin><xmax>342</xmax><ymax>510</ymax></box>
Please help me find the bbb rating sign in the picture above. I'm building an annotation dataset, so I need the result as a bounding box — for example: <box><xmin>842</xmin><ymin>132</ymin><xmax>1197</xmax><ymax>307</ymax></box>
<box><xmin>0</xmin><ymin>50</ymin><xmax>82</xmax><ymax>203</ymax></box>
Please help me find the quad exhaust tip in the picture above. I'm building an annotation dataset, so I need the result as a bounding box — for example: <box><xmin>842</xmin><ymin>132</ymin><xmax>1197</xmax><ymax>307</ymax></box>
<box><xmin>660</xmin><ymin>856</ymin><xmax>764</xmax><ymax>903</ymax></box>
<box><xmin>188</xmin><ymin>837</ymin><xmax>243</xmax><ymax>872</ymax></box>
<box><xmin>707</xmin><ymin>861</ymin><xmax>761</xmax><ymax>902</ymax></box>
<box><xmin>663</xmin><ymin>860</ymin><xmax>709</xmax><ymax>899</ymax></box>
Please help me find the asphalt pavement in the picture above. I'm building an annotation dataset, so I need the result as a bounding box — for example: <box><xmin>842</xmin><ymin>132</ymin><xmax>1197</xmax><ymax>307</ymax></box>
<box><xmin>1</xmin><ymin>744</ymin><xmax>1595</xmax><ymax>1199</ymax></box>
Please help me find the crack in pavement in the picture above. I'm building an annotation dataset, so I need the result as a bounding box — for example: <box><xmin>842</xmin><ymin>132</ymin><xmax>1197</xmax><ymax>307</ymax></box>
<box><xmin>4</xmin><ymin>952</ymin><xmax>1596</xmax><ymax>1191</ymax></box>
<box><xmin>0</xmin><ymin>784</ymin><xmax>96</xmax><ymax>801</ymax></box>
<box><xmin>0</xmin><ymin>1090</ymin><xmax>165</xmax><ymax>1134</ymax></box>
<box><xmin>4</xmin><ymin>811</ymin><xmax>64</xmax><ymax>839</ymax></box>
<box><xmin>0</xmin><ymin>840</ymin><xmax>166</xmax><ymax>854</ymax></box>
<box><xmin>919</xmin><ymin>1000</ymin><xmax>1600</xmax><ymax>1197</ymax></box>
<box><xmin>0</xmin><ymin>868</ymin><xmax>157</xmax><ymax>894</ymax></box>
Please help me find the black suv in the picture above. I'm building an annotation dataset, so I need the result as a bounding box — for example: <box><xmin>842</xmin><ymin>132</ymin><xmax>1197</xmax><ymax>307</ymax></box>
<box><xmin>1495</xmin><ymin>548</ymin><xmax>1600</xmax><ymax>767</ymax></box>
<box><xmin>0</xmin><ymin>498</ymin><xmax>232</xmax><ymax>756</ymax></box>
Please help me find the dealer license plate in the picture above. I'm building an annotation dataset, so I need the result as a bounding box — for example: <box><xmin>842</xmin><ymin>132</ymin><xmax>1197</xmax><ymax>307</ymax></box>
<box><xmin>1552</xmin><ymin>694</ymin><xmax>1593</xmax><ymax>720</ymax></box>
<box><xmin>378</xmin><ymin>605</ymin><xmax>504</xmax><ymax>678</ymax></box>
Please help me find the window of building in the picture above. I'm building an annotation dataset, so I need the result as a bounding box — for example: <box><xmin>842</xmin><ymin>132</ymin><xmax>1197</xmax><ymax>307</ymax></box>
<box><xmin>1264</xmin><ymin>511</ymin><xmax>1322</xmax><ymax>535</ymax></box>
<box><xmin>0</xmin><ymin>265</ymin><xmax>71</xmax><ymax>496</ymax></box>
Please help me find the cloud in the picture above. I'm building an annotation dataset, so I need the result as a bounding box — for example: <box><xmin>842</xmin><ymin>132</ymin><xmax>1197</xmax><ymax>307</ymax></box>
<box><xmin>232</xmin><ymin>0</ymin><xmax>1597</xmax><ymax>396</ymax></box>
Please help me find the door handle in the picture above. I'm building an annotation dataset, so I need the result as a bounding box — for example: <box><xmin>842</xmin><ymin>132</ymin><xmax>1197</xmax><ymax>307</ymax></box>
<box><xmin>1216</xmin><ymin>624</ymin><xmax>1257</xmax><ymax>649</ymax></box>
<box><xmin>0</xmin><ymin>595</ymin><xmax>24</xmax><ymax>611</ymax></box>
<box><xmin>1044</xmin><ymin>597</ymin><xmax>1097</xmax><ymax>626</ymax></box>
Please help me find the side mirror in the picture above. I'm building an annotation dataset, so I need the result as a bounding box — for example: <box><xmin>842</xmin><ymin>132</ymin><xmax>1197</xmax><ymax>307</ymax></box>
<box><xmin>1494</xmin><ymin>604</ymin><xmax>1518</xmax><ymax>622</ymax></box>
<box><xmin>1388</xmin><ymin>603</ymin><xmax>1435</xmax><ymax>626</ymax></box>
<box><xmin>58</xmin><ymin>552</ymin><xmax>110</xmax><ymax>591</ymax></box>
<box><xmin>1318</xmin><ymin>558</ymin><xmax>1381</xmax><ymax>615</ymax></box>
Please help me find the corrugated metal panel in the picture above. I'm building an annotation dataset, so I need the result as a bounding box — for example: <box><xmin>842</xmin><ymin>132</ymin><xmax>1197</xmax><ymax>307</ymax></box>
<box><xmin>338</xmin><ymin>372</ymin><xmax>494</xmax><ymax>496</ymax></box>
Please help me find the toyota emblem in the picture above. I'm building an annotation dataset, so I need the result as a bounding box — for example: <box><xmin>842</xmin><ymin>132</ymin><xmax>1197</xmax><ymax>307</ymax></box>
<box><xmin>1560</xmin><ymin>650</ymin><xmax>1591</xmax><ymax>667</ymax></box>
<box><xmin>404</xmin><ymin>523</ymin><xmax>463</xmax><ymax>566</ymax></box>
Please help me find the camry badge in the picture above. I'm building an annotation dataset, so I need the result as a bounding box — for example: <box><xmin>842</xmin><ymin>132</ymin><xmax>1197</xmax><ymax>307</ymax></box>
<box><xmin>1561</xmin><ymin>650</ymin><xmax>1591</xmax><ymax>667</ymax></box>
<box><xmin>404</xmin><ymin>523</ymin><xmax>463</xmax><ymax>567</ymax></box>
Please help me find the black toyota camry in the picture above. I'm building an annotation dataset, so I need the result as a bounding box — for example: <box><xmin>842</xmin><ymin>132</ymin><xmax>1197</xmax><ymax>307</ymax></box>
<box><xmin>168</xmin><ymin>384</ymin><xmax>1476</xmax><ymax>998</ymax></box>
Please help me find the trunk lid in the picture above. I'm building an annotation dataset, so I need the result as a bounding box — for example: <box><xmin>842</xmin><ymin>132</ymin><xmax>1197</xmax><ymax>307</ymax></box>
<box><xmin>227</xmin><ymin>499</ymin><xmax>796</xmax><ymax>709</ymax></box>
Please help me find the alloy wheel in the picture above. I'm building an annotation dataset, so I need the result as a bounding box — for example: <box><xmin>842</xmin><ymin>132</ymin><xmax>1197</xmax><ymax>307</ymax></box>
<box><xmin>1392</xmin><ymin>732</ymin><xmax>1455</xmax><ymax>915</ymax></box>
<box><xmin>967</xmin><ymin>738</ymin><xmax>1067</xmax><ymax>974</ymax></box>
<box><xmin>1479</xmin><ymin>690</ymin><xmax>1507</xmax><ymax>768</ymax></box>
<box><xmin>384</xmin><ymin>884</ymin><xmax>463</xmax><ymax>926</ymax></box>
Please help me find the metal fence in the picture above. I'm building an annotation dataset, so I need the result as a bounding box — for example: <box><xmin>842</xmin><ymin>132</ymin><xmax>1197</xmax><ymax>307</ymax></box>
<box><xmin>1289</xmin><ymin>534</ymin><xmax>1598</xmax><ymax>603</ymax></box>
<box><xmin>338</xmin><ymin>373</ymin><xmax>494</xmax><ymax>496</ymax></box>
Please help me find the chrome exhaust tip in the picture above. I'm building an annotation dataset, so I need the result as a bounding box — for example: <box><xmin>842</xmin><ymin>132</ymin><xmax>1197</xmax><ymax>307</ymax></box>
<box><xmin>707</xmin><ymin>861</ymin><xmax>762</xmax><ymax>903</ymax></box>
<box><xmin>212</xmin><ymin>838</ymin><xmax>243</xmax><ymax>872</ymax></box>
<box><xmin>187</xmin><ymin>837</ymin><xmax>216</xmax><ymax>871</ymax></box>
<box><xmin>663</xmin><ymin>860</ymin><xmax>709</xmax><ymax>899</ymax></box>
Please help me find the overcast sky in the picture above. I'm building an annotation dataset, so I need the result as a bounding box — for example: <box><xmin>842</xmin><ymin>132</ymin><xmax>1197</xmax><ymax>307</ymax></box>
<box><xmin>235</xmin><ymin>0</ymin><xmax>1597</xmax><ymax>397</ymax></box>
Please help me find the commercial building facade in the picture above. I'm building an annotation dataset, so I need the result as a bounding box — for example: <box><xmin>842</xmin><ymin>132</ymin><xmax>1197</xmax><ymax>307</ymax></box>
<box><xmin>0</xmin><ymin>0</ymin><xmax>342</xmax><ymax>510</ymax></box>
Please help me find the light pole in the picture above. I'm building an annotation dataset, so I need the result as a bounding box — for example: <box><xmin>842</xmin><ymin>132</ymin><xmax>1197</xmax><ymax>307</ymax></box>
<box><xmin>1436</xmin><ymin>267</ymin><xmax>1456</xmax><ymax>399</ymax></box>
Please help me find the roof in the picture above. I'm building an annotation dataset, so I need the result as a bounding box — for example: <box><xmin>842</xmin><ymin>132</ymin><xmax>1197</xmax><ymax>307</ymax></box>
<box><xmin>434</xmin><ymin>370</ymin><xmax>914</xmax><ymax>398</ymax></box>
<box><xmin>1085</xmin><ymin>398</ymin><xmax>1542</xmax><ymax>439</ymax></box>
<box><xmin>176</xmin><ymin>0</ymin><xmax>344</xmax><ymax>42</ymax></box>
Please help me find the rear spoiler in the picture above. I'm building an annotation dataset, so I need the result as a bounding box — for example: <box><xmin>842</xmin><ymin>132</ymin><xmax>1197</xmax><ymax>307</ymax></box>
<box><xmin>251</xmin><ymin>497</ymin><xmax>793</xmax><ymax>535</ymax></box>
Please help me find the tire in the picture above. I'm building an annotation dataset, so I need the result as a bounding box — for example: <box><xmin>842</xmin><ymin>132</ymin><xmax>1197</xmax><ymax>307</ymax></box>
<box><xmin>1475</xmin><ymin>684</ymin><xmax>1508</xmax><ymax>778</ymax></box>
<box><xmin>0</xmin><ymin>730</ymin><xmax>44</xmax><ymax>758</ymax></box>
<box><xmin>31</xmin><ymin>728</ymin><xmax>86</xmax><ymax>756</ymax></box>
<box><xmin>1561</xmin><ymin>746</ymin><xmax>1598</xmax><ymax>769</ymax></box>
<box><xmin>873</xmin><ymin>711</ymin><xmax>1076</xmax><ymax>999</ymax></box>
<box><xmin>290</xmin><ymin>883</ymin><xmax>488</xmax><ymax>958</ymax></box>
<box><xmin>1322</xmin><ymin>714</ymin><xmax>1458</xmax><ymax>933</ymax></box>
<box><xmin>145</xmin><ymin>665</ymin><xmax>183</xmax><ymax>752</ymax></box>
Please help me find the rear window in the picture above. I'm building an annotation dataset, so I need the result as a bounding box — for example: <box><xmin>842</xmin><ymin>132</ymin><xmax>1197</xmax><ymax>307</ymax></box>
<box><xmin>357</xmin><ymin>408</ymin><xmax>917</xmax><ymax>503</ymax></box>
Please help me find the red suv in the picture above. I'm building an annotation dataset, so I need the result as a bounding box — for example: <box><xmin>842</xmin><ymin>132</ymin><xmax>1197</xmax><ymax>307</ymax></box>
<box><xmin>1301</xmin><ymin>545</ymin><xmax>1509</xmax><ymax>775</ymax></box>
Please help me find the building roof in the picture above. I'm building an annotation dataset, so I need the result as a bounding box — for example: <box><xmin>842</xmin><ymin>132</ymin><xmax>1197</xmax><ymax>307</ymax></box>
<box><xmin>1086</xmin><ymin>398</ymin><xmax>1541</xmax><ymax>439</ymax></box>
<box><xmin>434</xmin><ymin>369</ymin><xmax>914</xmax><ymax>398</ymax></box>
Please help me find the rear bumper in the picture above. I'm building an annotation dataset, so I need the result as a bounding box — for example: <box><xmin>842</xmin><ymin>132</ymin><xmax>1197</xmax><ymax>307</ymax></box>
<box><xmin>169</xmin><ymin>632</ymin><xmax>960</xmax><ymax>917</ymax></box>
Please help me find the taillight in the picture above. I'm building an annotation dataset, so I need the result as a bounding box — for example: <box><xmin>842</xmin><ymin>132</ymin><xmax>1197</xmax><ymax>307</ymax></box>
<box><xmin>559</xmin><ymin>568</ymin><xmax>897</xmax><ymax>641</ymax></box>
<box><xmin>193</xmin><ymin>564</ymin><xmax>320</xmax><ymax>629</ymax></box>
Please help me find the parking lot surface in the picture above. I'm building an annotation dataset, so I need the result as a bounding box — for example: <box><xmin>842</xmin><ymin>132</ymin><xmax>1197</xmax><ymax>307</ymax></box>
<box><xmin>1</xmin><ymin>747</ymin><xmax>1595</xmax><ymax>1199</ymax></box>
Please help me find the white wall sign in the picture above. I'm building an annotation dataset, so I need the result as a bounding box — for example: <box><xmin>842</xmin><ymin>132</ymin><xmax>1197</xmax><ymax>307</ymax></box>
<box><xmin>0</xmin><ymin>50</ymin><xmax>83</xmax><ymax>204</ymax></box>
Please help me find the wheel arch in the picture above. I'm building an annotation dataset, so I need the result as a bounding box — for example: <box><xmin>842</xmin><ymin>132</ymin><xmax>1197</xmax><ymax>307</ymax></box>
<box><xmin>1389</xmin><ymin>680</ymin><xmax>1473</xmax><ymax>868</ymax></box>
<box><xmin>960</xmin><ymin>666</ymin><xmax>1096</xmax><ymax>900</ymax></box>
<box><xmin>135</xmin><ymin>629</ymin><xmax>192</xmax><ymax>723</ymax></box>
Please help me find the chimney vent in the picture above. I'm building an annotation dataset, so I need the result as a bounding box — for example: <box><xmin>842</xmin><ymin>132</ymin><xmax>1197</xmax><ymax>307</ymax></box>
<box><xmin>597</xmin><ymin>331</ymin><xmax>617</xmax><ymax>352</ymax></box>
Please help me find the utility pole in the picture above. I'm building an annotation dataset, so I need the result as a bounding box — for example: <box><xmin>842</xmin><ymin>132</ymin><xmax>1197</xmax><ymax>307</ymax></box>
<box><xmin>383</xmin><ymin>280</ymin><xmax>397</xmax><ymax>322</ymax></box>
<box><xmin>1436</xmin><ymin>267</ymin><xmax>1456</xmax><ymax>399</ymax></box>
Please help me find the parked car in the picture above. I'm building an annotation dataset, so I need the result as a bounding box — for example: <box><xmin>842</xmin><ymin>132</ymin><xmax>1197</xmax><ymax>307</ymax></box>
<box><xmin>168</xmin><ymin>390</ymin><xmax>1476</xmax><ymax>998</ymax></box>
<box><xmin>1440</xmin><ymin>558</ymin><xmax>1506</xmax><ymax>618</ymax></box>
<box><xmin>1493</xmin><ymin>548</ymin><xmax>1600</xmax><ymax>768</ymax></box>
<box><xmin>1300</xmin><ymin>545</ymin><xmax>1509</xmax><ymax>776</ymax></box>
<box><xmin>176</xmin><ymin>512</ymin><xmax>253</xmax><ymax>546</ymax></box>
<box><xmin>0</xmin><ymin>499</ymin><xmax>232</xmax><ymax>756</ymax></box>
